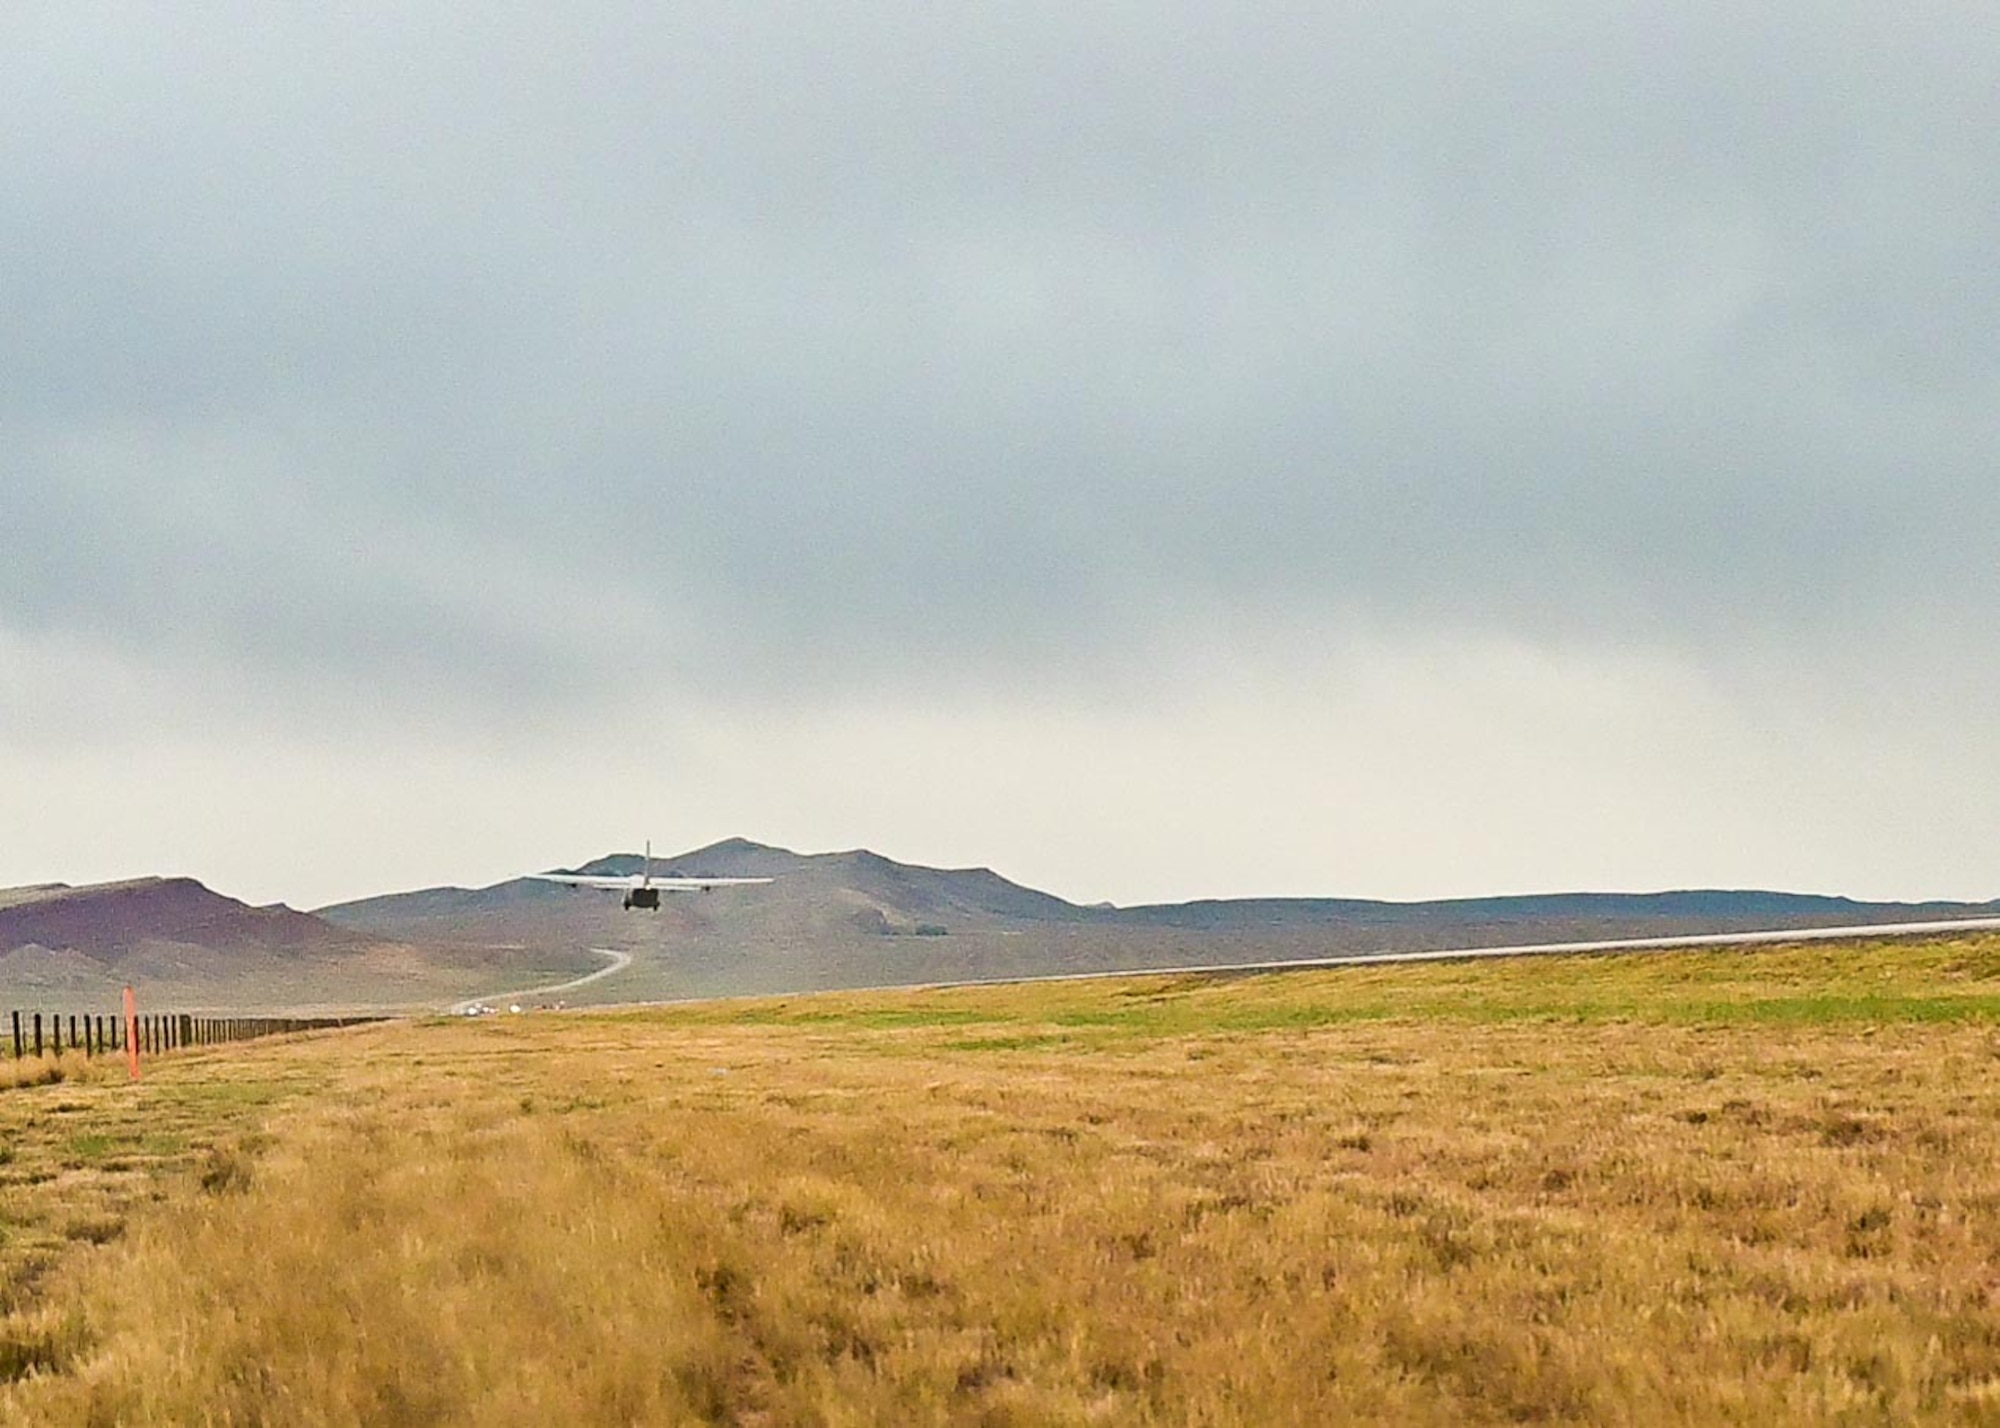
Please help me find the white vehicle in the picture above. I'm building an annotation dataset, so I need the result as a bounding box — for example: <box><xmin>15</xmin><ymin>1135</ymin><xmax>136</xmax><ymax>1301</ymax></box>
<box><xmin>530</xmin><ymin>841</ymin><xmax>772</xmax><ymax>911</ymax></box>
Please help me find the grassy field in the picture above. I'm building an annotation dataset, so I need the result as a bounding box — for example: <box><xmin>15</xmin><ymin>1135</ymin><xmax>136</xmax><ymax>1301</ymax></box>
<box><xmin>2</xmin><ymin>934</ymin><xmax>1998</xmax><ymax>1424</ymax></box>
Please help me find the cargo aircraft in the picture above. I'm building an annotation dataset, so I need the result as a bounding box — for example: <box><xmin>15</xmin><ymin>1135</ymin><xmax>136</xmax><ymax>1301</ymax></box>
<box><xmin>530</xmin><ymin>842</ymin><xmax>772</xmax><ymax>910</ymax></box>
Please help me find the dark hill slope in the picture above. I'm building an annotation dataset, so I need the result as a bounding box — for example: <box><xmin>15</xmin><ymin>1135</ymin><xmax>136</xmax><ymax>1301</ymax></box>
<box><xmin>0</xmin><ymin>879</ymin><xmax>596</xmax><ymax>1012</ymax></box>
<box><xmin>0</xmin><ymin>878</ymin><xmax>366</xmax><ymax>962</ymax></box>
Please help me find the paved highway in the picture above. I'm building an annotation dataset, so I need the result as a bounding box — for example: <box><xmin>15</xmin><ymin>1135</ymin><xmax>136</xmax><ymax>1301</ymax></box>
<box><xmin>448</xmin><ymin>947</ymin><xmax>633</xmax><ymax>1014</ymax></box>
<box><xmin>903</xmin><ymin>914</ymin><xmax>2000</xmax><ymax>993</ymax></box>
<box><xmin>462</xmin><ymin>916</ymin><xmax>2000</xmax><ymax>1011</ymax></box>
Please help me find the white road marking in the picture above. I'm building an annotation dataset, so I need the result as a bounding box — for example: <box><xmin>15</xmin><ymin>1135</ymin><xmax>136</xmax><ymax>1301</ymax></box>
<box><xmin>898</xmin><ymin>915</ymin><xmax>2000</xmax><ymax>993</ymax></box>
<box><xmin>448</xmin><ymin>947</ymin><xmax>633</xmax><ymax>1014</ymax></box>
<box><xmin>457</xmin><ymin>915</ymin><xmax>2000</xmax><ymax>1013</ymax></box>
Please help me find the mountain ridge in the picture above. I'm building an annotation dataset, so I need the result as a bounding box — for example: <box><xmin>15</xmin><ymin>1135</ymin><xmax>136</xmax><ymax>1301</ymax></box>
<box><xmin>303</xmin><ymin>838</ymin><xmax>2000</xmax><ymax>1004</ymax></box>
<box><xmin>1109</xmin><ymin>887</ymin><xmax>2000</xmax><ymax>930</ymax></box>
<box><xmin>12</xmin><ymin>842</ymin><xmax>1996</xmax><ymax>1011</ymax></box>
<box><xmin>0</xmin><ymin>877</ymin><xmax>367</xmax><ymax>964</ymax></box>
<box><xmin>316</xmin><ymin>837</ymin><xmax>2000</xmax><ymax>932</ymax></box>
<box><xmin>314</xmin><ymin>837</ymin><xmax>2000</xmax><ymax>971</ymax></box>
<box><xmin>0</xmin><ymin>877</ymin><xmax>597</xmax><ymax>1012</ymax></box>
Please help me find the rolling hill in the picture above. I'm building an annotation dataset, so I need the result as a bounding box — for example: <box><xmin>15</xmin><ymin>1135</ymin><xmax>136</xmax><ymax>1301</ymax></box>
<box><xmin>11</xmin><ymin>843</ymin><xmax>1993</xmax><ymax>1012</ymax></box>
<box><xmin>314</xmin><ymin>838</ymin><xmax>2000</xmax><ymax>1004</ymax></box>
<box><xmin>0</xmin><ymin>878</ymin><xmax>367</xmax><ymax>963</ymax></box>
<box><xmin>0</xmin><ymin>879</ymin><xmax>598</xmax><ymax>1012</ymax></box>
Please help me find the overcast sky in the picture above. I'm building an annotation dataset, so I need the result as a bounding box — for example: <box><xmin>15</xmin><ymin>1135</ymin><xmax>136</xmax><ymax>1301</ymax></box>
<box><xmin>5</xmin><ymin>4</ymin><xmax>1997</xmax><ymax>910</ymax></box>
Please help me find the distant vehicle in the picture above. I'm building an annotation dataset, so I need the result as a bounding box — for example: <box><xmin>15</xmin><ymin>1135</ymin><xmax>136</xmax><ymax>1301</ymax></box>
<box><xmin>529</xmin><ymin>841</ymin><xmax>773</xmax><ymax>911</ymax></box>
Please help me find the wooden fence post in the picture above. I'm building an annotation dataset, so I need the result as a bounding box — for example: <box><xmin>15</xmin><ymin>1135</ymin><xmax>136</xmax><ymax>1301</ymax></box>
<box><xmin>10</xmin><ymin>1010</ymin><xmax>20</xmax><ymax>1060</ymax></box>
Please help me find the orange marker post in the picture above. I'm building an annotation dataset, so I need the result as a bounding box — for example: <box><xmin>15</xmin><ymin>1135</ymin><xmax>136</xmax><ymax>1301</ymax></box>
<box><xmin>123</xmin><ymin>985</ymin><xmax>141</xmax><ymax>1081</ymax></box>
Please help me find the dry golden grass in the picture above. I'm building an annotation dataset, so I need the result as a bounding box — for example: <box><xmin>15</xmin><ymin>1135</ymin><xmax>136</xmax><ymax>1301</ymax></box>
<box><xmin>0</xmin><ymin>1052</ymin><xmax>91</xmax><ymax>1094</ymax></box>
<box><xmin>0</xmin><ymin>1045</ymin><xmax>328</xmax><ymax>1392</ymax></box>
<box><xmin>3</xmin><ymin>935</ymin><xmax>1998</xmax><ymax>1424</ymax></box>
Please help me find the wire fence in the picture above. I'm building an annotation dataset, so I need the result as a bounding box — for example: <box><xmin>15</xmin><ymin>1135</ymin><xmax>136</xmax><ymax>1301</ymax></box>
<box><xmin>8</xmin><ymin>1007</ymin><xmax>386</xmax><ymax>1062</ymax></box>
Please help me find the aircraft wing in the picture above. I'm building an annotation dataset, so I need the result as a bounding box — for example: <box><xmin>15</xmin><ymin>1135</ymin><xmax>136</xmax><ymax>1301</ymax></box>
<box><xmin>529</xmin><ymin>873</ymin><xmax>773</xmax><ymax>892</ymax></box>
<box><xmin>648</xmin><ymin>876</ymin><xmax>774</xmax><ymax>891</ymax></box>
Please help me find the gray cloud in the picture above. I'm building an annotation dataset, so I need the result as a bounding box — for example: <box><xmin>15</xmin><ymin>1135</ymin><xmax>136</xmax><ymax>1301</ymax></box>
<box><xmin>5</xmin><ymin>2</ymin><xmax>1998</xmax><ymax>719</ymax></box>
